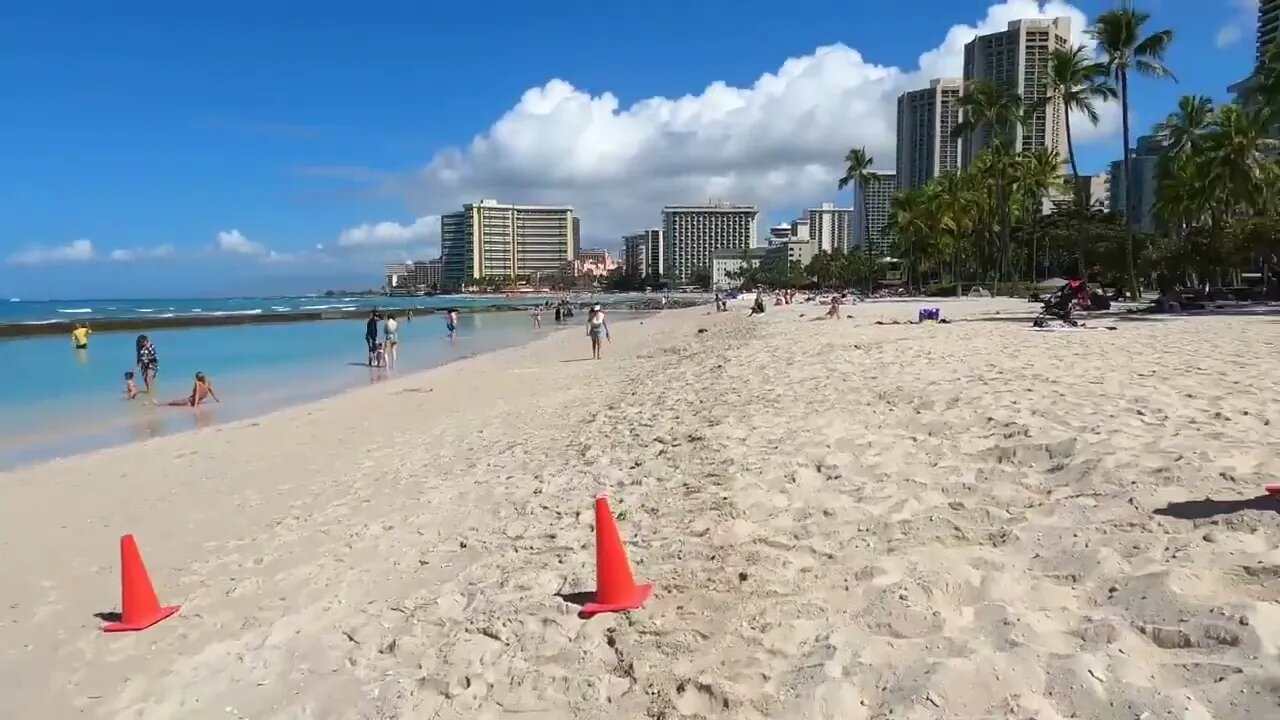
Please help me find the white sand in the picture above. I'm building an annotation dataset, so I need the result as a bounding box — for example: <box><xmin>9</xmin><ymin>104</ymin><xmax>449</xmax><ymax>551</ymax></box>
<box><xmin>2</xmin><ymin>298</ymin><xmax>1279</xmax><ymax>719</ymax></box>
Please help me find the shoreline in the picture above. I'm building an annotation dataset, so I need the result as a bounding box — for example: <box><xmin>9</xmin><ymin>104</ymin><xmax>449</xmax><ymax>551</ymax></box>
<box><xmin>0</xmin><ymin>296</ymin><xmax>700</xmax><ymax>338</ymax></box>
<box><xmin>3</xmin><ymin>298</ymin><xmax>1277</xmax><ymax>719</ymax></box>
<box><xmin>0</xmin><ymin>308</ymin><xmax>663</xmax><ymax>471</ymax></box>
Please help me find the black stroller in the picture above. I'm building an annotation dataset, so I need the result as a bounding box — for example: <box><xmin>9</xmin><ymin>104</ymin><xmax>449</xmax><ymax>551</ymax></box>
<box><xmin>1033</xmin><ymin>279</ymin><xmax>1090</xmax><ymax>327</ymax></box>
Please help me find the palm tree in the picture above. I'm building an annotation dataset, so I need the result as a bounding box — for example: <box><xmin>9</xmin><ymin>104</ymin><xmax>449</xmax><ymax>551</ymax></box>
<box><xmin>930</xmin><ymin>171</ymin><xmax>978</xmax><ymax>295</ymax></box>
<box><xmin>1011</xmin><ymin>148</ymin><xmax>1064</xmax><ymax>282</ymax></box>
<box><xmin>1089</xmin><ymin>2</ymin><xmax>1175</xmax><ymax>300</ymax></box>
<box><xmin>1154</xmin><ymin>95</ymin><xmax>1213</xmax><ymax>157</ymax></box>
<box><xmin>953</xmin><ymin>80</ymin><xmax>1025</xmax><ymax>292</ymax></box>
<box><xmin>1046</xmin><ymin>45</ymin><xmax>1116</xmax><ymax>205</ymax></box>
<box><xmin>885</xmin><ymin>189</ymin><xmax>929</xmax><ymax>292</ymax></box>
<box><xmin>837</xmin><ymin>146</ymin><xmax>875</xmax><ymax>289</ymax></box>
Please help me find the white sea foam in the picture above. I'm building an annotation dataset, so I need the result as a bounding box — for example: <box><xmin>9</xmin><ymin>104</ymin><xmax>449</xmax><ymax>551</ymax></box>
<box><xmin>135</xmin><ymin>308</ymin><xmax>155</xmax><ymax>313</ymax></box>
<box><xmin>56</xmin><ymin>308</ymin><xmax>92</xmax><ymax>313</ymax></box>
<box><xmin>209</xmin><ymin>309</ymin><xmax>263</xmax><ymax>316</ymax></box>
<box><xmin>20</xmin><ymin>319</ymin><xmax>59</xmax><ymax>325</ymax></box>
<box><xmin>270</xmin><ymin>306</ymin><xmax>292</xmax><ymax>311</ymax></box>
<box><xmin>300</xmin><ymin>304</ymin><xmax>349</xmax><ymax>310</ymax></box>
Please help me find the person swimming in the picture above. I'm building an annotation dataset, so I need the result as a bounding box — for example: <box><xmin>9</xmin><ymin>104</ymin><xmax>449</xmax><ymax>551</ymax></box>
<box><xmin>161</xmin><ymin>371</ymin><xmax>218</xmax><ymax>407</ymax></box>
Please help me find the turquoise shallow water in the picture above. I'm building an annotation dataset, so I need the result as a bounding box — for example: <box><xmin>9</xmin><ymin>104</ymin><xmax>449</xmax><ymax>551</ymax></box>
<box><xmin>0</xmin><ymin>309</ymin><xmax>631</xmax><ymax>470</ymax></box>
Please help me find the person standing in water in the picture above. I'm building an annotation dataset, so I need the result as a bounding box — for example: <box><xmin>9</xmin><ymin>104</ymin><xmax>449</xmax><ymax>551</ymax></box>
<box><xmin>446</xmin><ymin>308</ymin><xmax>459</xmax><ymax>339</ymax></box>
<box><xmin>135</xmin><ymin>334</ymin><xmax>159</xmax><ymax>394</ymax></box>
<box><xmin>586</xmin><ymin>304</ymin><xmax>609</xmax><ymax>360</ymax></box>
<box><xmin>383</xmin><ymin>313</ymin><xmax>399</xmax><ymax>367</ymax></box>
<box><xmin>365</xmin><ymin>310</ymin><xmax>380</xmax><ymax>366</ymax></box>
<box><xmin>71</xmin><ymin>322</ymin><xmax>91</xmax><ymax>349</ymax></box>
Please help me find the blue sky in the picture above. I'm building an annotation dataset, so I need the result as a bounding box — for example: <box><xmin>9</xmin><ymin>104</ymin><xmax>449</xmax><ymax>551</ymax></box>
<box><xmin>0</xmin><ymin>0</ymin><xmax>1256</xmax><ymax>298</ymax></box>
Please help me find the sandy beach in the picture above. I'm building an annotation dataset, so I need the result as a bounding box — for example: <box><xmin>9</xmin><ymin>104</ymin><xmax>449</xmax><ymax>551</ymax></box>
<box><xmin>2</xmin><ymin>297</ymin><xmax>1279</xmax><ymax>719</ymax></box>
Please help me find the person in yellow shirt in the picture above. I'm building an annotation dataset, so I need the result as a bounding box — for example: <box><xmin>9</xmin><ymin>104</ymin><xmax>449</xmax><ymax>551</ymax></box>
<box><xmin>71</xmin><ymin>323</ymin><xmax>91</xmax><ymax>349</ymax></box>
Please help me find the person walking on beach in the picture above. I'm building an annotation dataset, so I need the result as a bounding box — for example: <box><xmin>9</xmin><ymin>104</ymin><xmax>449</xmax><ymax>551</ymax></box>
<box><xmin>365</xmin><ymin>310</ymin><xmax>380</xmax><ymax>366</ymax></box>
<box><xmin>383</xmin><ymin>313</ymin><xmax>399</xmax><ymax>367</ymax></box>
<box><xmin>532</xmin><ymin>306</ymin><xmax>543</xmax><ymax>329</ymax></box>
<box><xmin>446</xmin><ymin>308</ymin><xmax>459</xmax><ymax>339</ymax></box>
<box><xmin>71</xmin><ymin>322</ymin><xmax>91</xmax><ymax>349</ymax></box>
<box><xmin>586</xmin><ymin>304</ymin><xmax>609</xmax><ymax>360</ymax></box>
<box><xmin>159</xmin><ymin>371</ymin><xmax>218</xmax><ymax>407</ymax></box>
<box><xmin>135</xmin><ymin>334</ymin><xmax>158</xmax><ymax>394</ymax></box>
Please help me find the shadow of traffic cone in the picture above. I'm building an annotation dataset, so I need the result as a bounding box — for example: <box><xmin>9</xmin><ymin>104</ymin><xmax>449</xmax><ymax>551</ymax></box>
<box><xmin>102</xmin><ymin>534</ymin><xmax>181</xmax><ymax>633</ymax></box>
<box><xmin>581</xmin><ymin>494</ymin><xmax>652</xmax><ymax>618</ymax></box>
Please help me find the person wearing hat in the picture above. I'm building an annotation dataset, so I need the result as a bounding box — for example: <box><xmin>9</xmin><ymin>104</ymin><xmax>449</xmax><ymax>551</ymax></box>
<box><xmin>586</xmin><ymin>304</ymin><xmax>609</xmax><ymax>360</ymax></box>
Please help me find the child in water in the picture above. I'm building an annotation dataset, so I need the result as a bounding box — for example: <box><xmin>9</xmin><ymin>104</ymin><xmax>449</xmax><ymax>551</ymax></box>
<box><xmin>161</xmin><ymin>371</ymin><xmax>219</xmax><ymax>407</ymax></box>
<box><xmin>124</xmin><ymin>371</ymin><xmax>138</xmax><ymax>400</ymax></box>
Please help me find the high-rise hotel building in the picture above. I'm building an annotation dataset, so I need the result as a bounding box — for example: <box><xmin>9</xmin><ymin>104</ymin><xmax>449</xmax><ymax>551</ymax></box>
<box><xmin>853</xmin><ymin>172</ymin><xmax>898</xmax><ymax>259</ymax></box>
<box><xmin>961</xmin><ymin>18</ymin><xmax>1071</xmax><ymax>169</ymax></box>
<box><xmin>806</xmin><ymin>202</ymin><xmax>854</xmax><ymax>253</ymax></box>
<box><xmin>896</xmin><ymin>78</ymin><xmax>963</xmax><ymax>191</ymax></box>
<box><xmin>661</xmin><ymin>203</ymin><xmax>758</xmax><ymax>284</ymax></box>
<box><xmin>623</xmin><ymin>229</ymin><xmax>664</xmax><ymax>280</ymax></box>
<box><xmin>439</xmin><ymin>199</ymin><xmax>576</xmax><ymax>289</ymax></box>
<box><xmin>1260</xmin><ymin>0</ymin><xmax>1280</xmax><ymax>64</ymax></box>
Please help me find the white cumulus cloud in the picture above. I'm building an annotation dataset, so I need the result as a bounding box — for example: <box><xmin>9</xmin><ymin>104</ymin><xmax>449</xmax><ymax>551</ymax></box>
<box><xmin>6</xmin><ymin>239</ymin><xmax>95</xmax><ymax>265</ymax></box>
<box><xmin>109</xmin><ymin>244</ymin><xmax>175</xmax><ymax>261</ymax></box>
<box><xmin>388</xmin><ymin>0</ymin><xmax>1120</xmax><ymax>243</ymax></box>
<box><xmin>337</xmin><ymin>215</ymin><xmax>440</xmax><ymax>248</ymax></box>
<box><xmin>1217</xmin><ymin>0</ymin><xmax>1259</xmax><ymax>49</ymax></box>
<box><xmin>216</xmin><ymin>229</ymin><xmax>267</xmax><ymax>255</ymax></box>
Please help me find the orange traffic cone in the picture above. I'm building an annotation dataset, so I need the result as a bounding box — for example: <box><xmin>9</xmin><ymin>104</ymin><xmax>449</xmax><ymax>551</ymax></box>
<box><xmin>102</xmin><ymin>534</ymin><xmax>181</xmax><ymax>633</ymax></box>
<box><xmin>581</xmin><ymin>494</ymin><xmax>652</xmax><ymax>618</ymax></box>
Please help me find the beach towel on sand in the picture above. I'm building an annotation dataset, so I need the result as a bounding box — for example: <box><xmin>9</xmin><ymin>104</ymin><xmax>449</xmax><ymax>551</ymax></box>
<box><xmin>1024</xmin><ymin>324</ymin><xmax>1114</xmax><ymax>333</ymax></box>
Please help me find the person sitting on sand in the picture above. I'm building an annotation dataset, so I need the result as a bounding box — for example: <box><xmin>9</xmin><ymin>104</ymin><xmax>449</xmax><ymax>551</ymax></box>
<box><xmin>825</xmin><ymin>295</ymin><xmax>841</xmax><ymax>319</ymax></box>
<box><xmin>748</xmin><ymin>292</ymin><xmax>766</xmax><ymax>316</ymax></box>
<box><xmin>161</xmin><ymin>371</ymin><xmax>218</xmax><ymax>407</ymax></box>
<box><xmin>71</xmin><ymin>322</ymin><xmax>91</xmax><ymax>350</ymax></box>
<box><xmin>123</xmin><ymin>371</ymin><xmax>138</xmax><ymax>400</ymax></box>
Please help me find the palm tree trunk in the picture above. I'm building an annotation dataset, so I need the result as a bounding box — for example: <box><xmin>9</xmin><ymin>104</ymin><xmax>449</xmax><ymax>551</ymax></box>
<box><xmin>1119</xmin><ymin>70</ymin><xmax>1140</xmax><ymax>301</ymax></box>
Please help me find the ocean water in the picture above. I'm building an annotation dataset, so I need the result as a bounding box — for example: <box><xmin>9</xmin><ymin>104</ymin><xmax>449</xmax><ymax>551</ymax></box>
<box><xmin>0</xmin><ymin>293</ymin><xmax>650</xmax><ymax>325</ymax></box>
<box><xmin>0</xmin><ymin>308</ymin><xmax>635</xmax><ymax>470</ymax></box>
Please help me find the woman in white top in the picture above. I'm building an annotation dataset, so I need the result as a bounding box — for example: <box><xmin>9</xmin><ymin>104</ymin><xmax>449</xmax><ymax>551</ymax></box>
<box><xmin>586</xmin><ymin>304</ymin><xmax>609</xmax><ymax>360</ymax></box>
<box><xmin>383</xmin><ymin>313</ymin><xmax>399</xmax><ymax>367</ymax></box>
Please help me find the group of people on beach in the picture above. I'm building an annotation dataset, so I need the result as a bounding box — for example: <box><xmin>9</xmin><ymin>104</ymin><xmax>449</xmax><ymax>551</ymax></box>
<box><xmin>131</xmin><ymin>334</ymin><xmax>219</xmax><ymax>407</ymax></box>
<box><xmin>363</xmin><ymin>307</ymin><xmax>462</xmax><ymax>368</ymax></box>
<box><xmin>68</xmin><ymin>322</ymin><xmax>218</xmax><ymax>408</ymax></box>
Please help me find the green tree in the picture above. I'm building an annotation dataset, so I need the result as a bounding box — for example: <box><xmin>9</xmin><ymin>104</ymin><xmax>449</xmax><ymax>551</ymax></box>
<box><xmin>1089</xmin><ymin>1</ymin><xmax>1175</xmax><ymax>299</ymax></box>
<box><xmin>1045</xmin><ymin>45</ymin><xmax>1116</xmax><ymax>208</ymax></box>
<box><xmin>953</xmin><ymin>79</ymin><xmax>1025</xmax><ymax>292</ymax></box>
<box><xmin>837</xmin><ymin>147</ymin><xmax>876</xmax><ymax>290</ymax></box>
